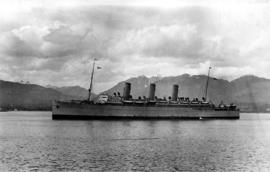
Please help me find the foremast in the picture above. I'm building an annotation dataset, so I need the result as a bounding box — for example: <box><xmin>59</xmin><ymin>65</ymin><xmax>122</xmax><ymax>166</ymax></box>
<box><xmin>88</xmin><ymin>58</ymin><xmax>96</xmax><ymax>101</ymax></box>
<box><xmin>204</xmin><ymin>67</ymin><xmax>211</xmax><ymax>101</ymax></box>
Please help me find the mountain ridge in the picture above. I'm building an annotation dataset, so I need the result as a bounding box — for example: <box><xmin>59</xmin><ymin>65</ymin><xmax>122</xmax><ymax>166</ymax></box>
<box><xmin>46</xmin><ymin>85</ymin><xmax>92</xmax><ymax>99</ymax></box>
<box><xmin>1</xmin><ymin>74</ymin><xmax>269</xmax><ymax>112</ymax></box>
<box><xmin>102</xmin><ymin>74</ymin><xmax>270</xmax><ymax>112</ymax></box>
<box><xmin>0</xmin><ymin>80</ymin><xmax>94</xmax><ymax>110</ymax></box>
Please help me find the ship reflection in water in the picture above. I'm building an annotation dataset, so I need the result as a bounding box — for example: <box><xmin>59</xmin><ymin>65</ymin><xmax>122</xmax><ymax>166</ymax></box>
<box><xmin>1</xmin><ymin>112</ymin><xmax>270</xmax><ymax>171</ymax></box>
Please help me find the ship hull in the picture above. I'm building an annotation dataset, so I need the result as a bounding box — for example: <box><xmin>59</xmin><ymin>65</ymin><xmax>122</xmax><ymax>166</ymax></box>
<box><xmin>52</xmin><ymin>101</ymin><xmax>240</xmax><ymax>120</ymax></box>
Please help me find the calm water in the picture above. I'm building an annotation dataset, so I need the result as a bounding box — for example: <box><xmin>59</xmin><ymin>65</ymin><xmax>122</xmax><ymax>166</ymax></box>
<box><xmin>1</xmin><ymin>112</ymin><xmax>270</xmax><ymax>171</ymax></box>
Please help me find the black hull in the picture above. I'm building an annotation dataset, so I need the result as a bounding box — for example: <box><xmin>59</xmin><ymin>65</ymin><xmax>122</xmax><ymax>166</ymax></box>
<box><xmin>52</xmin><ymin>114</ymin><xmax>240</xmax><ymax>120</ymax></box>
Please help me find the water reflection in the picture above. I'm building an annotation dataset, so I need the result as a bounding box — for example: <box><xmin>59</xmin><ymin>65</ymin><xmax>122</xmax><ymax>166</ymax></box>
<box><xmin>0</xmin><ymin>112</ymin><xmax>270</xmax><ymax>171</ymax></box>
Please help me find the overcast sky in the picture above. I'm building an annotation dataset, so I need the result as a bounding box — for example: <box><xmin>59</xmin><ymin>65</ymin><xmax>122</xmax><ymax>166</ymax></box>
<box><xmin>0</xmin><ymin>0</ymin><xmax>269</xmax><ymax>93</ymax></box>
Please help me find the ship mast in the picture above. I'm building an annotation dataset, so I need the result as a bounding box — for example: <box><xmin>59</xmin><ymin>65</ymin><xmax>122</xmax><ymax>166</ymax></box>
<box><xmin>204</xmin><ymin>67</ymin><xmax>211</xmax><ymax>101</ymax></box>
<box><xmin>88</xmin><ymin>58</ymin><xmax>96</xmax><ymax>101</ymax></box>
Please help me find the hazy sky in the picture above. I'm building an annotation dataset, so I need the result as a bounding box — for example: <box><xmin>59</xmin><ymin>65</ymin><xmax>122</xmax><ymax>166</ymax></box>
<box><xmin>0</xmin><ymin>0</ymin><xmax>269</xmax><ymax>93</ymax></box>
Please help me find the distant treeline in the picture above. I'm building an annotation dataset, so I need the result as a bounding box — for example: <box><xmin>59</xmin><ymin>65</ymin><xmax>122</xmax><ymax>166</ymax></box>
<box><xmin>237</xmin><ymin>103</ymin><xmax>270</xmax><ymax>113</ymax></box>
<box><xmin>0</xmin><ymin>104</ymin><xmax>51</xmax><ymax>111</ymax></box>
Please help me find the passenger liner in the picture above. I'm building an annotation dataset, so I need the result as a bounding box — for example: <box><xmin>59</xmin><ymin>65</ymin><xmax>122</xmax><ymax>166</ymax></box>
<box><xmin>52</xmin><ymin>59</ymin><xmax>240</xmax><ymax>120</ymax></box>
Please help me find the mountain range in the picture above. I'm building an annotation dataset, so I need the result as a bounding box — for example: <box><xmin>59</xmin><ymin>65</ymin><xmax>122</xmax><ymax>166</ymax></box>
<box><xmin>46</xmin><ymin>85</ymin><xmax>91</xmax><ymax>99</ymax></box>
<box><xmin>103</xmin><ymin>74</ymin><xmax>270</xmax><ymax>112</ymax></box>
<box><xmin>0</xmin><ymin>74</ymin><xmax>270</xmax><ymax>112</ymax></box>
<box><xmin>0</xmin><ymin>81</ymin><xmax>92</xmax><ymax>110</ymax></box>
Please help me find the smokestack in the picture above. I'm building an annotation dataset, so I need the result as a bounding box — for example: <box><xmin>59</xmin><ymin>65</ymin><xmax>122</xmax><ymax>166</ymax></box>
<box><xmin>148</xmin><ymin>83</ymin><xmax>156</xmax><ymax>100</ymax></box>
<box><xmin>172</xmin><ymin>84</ymin><xmax>179</xmax><ymax>101</ymax></box>
<box><xmin>123</xmin><ymin>82</ymin><xmax>131</xmax><ymax>100</ymax></box>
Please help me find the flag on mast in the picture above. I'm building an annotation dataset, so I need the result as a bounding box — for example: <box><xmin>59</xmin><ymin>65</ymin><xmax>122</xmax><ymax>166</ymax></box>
<box><xmin>97</xmin><ymin>66</ymin><xmax>102</xmax><ymax>69</ymax></box>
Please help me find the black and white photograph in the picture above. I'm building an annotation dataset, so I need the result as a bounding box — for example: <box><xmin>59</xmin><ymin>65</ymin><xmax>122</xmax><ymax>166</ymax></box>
<box><xmin>0</xmin><ymin>0</ymin><xmax>270</xmax><ymax>171</ymax></box>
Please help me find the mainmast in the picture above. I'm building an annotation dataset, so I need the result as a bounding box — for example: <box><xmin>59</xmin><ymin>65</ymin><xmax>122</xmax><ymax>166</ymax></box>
<box><xmin>88</xmin><ymin>58</ymin><xmax>96</xmax><ymax>101</ymax></box>
<box><xmin>204</xmin><ymin>67</ymin><xmax>211</xmax><ymax>101</ymax></box>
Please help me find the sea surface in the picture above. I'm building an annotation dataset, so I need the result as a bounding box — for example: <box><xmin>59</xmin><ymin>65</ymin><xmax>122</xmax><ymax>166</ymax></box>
<box><xmin>1</xmin><ymin>112</ymin><xmax>270</xmax><ymax>171</ymax></box>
